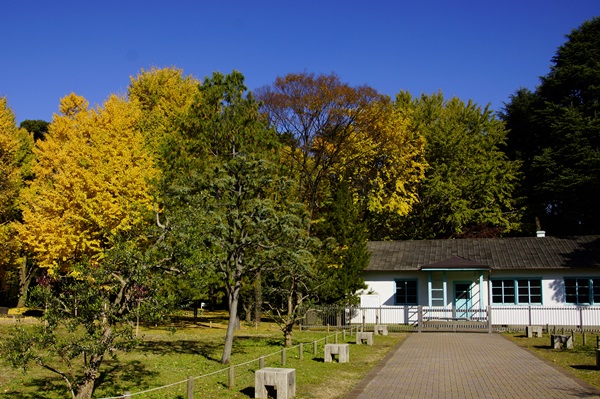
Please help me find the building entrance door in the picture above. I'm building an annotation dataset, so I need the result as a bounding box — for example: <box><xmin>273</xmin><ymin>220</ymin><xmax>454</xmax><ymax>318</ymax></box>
<box><xmin>454</xmin><ymin>282</ymin><xmax>472</xmax><ymax>319</ymax></box>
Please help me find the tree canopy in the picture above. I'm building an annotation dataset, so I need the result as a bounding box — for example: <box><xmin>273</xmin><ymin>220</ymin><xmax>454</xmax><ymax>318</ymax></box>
<box><xmin>19</xmin><ymin>119</ymin><xmax>49</xmax><ymax>141</ymax></box>
<box><xmin>0</xmin><ymin>98</ymin><xmax>34</xmax><ymax>305</ymax></box>
<box><xmin>256</xmin><ymin>72</ymin><xmax>383</xmax><ymax>222</ymax></box>
<box><xmin>380</xmin><ymin>92</ymin><xmax>521</xmax><ymax>240</ymax></box>
<box><xmin>501</xmin><ymin>16</ymin><xmax>600</xmax><ymax>235</ymax></box>
<box><xmin>16</xmin><ymin>93</ymin><xmax>159</xmax><ymax>272</ymax></box>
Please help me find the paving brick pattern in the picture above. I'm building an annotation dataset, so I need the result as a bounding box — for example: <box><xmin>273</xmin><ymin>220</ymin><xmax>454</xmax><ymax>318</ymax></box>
<box><xmin>345</xmin><ymin>333</ymin><xmax>600</xmax><ymax>399</ymax></box>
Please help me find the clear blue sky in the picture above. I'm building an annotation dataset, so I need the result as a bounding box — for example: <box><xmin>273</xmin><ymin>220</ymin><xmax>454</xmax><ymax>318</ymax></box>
<box><xmin>1</xmin><ymin>0</ymin><xmax>599</xmax><ymax>123</ymax></box>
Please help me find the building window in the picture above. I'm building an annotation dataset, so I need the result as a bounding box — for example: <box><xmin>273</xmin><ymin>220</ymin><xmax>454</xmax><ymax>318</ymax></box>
<box><xmin>492</xmin><ymin>280</ymin><xmax>514</xmax><ymax>304</ymax></box>
<box><xmin>395</xmin><ymin>279</ymin><xmax>417</xmax><ymax>305</ymax></box>
<box><xmin>491</xmin><ymin>279</ymin><xmax>541</xmax><ymax>304</ymax></box>
<box><xmin>565</xmin><ymin>278</ymin><xmax>600</xmax><ymax>305</ymax></box>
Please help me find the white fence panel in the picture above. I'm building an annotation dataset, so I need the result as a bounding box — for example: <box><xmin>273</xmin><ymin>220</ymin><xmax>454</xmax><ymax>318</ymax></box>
<box><xmin>310</xmin><ymin>305</ymin><xmax>600</xmax><ymax>329</ymax></box>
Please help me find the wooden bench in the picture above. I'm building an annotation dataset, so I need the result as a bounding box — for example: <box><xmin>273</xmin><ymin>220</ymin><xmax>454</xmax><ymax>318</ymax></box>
<box><xmin>551</xmin><ymin>334</ymin><xmax>573</xmax><ymax>349</ymax></box>
<box><xmin>324</xmin><ymin>344</ymin><xmax>349</xmax><ymax>363</ymax></box>
<box><xmin>356</xmin><ymin>331</ymin><xmax>373</xmax><ymax>345</ymax></box>
<box><xmin>374</xmin><ymin>324</ymin><xmax>388</xmax><ymax>336</ymax></box>
<box><xmin>255</xmin><ymin>367</ymin><xmax>296</xmax><ymax>399</ymax></box>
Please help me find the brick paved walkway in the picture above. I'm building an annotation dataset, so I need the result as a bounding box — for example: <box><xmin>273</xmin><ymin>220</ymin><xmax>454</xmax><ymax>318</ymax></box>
<box><xmin>344</xmin><ymin>333</ymin><xmax>600</xmax><ymax>399</ymax></box>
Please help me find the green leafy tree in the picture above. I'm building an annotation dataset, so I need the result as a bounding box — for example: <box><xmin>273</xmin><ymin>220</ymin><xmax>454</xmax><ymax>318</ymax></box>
<box><xmin>386</xmin><ymin>91</ymin><xmax>521</xmax><ymax>239</ymax></box>
<box><xmin>203</xmin><ymin>156</ymin><xmax>311</xmax><ymax>354</ymax></box>
<box><xmin>128</xmin><ymin>67</ymin><xmax>215</xmax><ymax>312</ymax></box>
<box><xmin>501</xmin><ymin>17</ymin><xmax>600</xmax><ymax>235</ymax></box>
<box><xmin>20</xmin><ymin>119</ymin><xmax>50</xmax><ymax>141</ymax></box>
<box><xmin>262</xmin><ymin>209</ymin><xmax>316</xmax><ymax>347</ymax></box>
<box><xmin>313</xmin><ymin>181</ymin><xmax>368</xmax><ymax>304</ymax></box>
<box><xmin>2</xmin><ymin>227</ymin><xmax>173</xmax><ymax>399</ymax></box>
<box><xmin>161</xmin><ymin>71</ymin><xmax>304</xmax><ymax>363</ymax></box>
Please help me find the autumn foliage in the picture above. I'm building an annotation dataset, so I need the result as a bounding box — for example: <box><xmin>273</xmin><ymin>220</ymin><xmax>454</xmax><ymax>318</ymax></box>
<box><xmin>16</xmin><ymin>93</ymin><xmax>159</xmax><ymax>272</ymax></box>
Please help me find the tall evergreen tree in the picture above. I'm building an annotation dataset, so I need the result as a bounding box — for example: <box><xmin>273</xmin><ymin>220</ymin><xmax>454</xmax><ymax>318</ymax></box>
<box><xmin>313</xmin><ymin>181</ymin><xmax>368</xmax><ymax>304</ymax></box>
<box><xmin>501</xmin><ymin>17</ymin><xmax>600</xmax><ymax>235</ymax></box>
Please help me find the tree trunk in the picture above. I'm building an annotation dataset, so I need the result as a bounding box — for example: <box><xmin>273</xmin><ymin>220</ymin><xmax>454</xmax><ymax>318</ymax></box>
<box><xmin>254</xmin><ymin>270</ymin><xmax>262</xmax><ymax>326</ymax></box>
<box><xmin>221</xmin><ymin>285</ymin><xmax>240</xmax><ymax>364</ymax></box>
<box><xmin>284</xmin><ymin>283</ymin><xmax>295</xmax><ymax>347</ymax></box>
<box><xmin>74</xmin><ymin>347</ymin><xmax>105</xmax><ymax>398</ymax></box>
<box><xmin>284</xmin><ymin>322</ymin><xmax>294</xmax><ymax>347</ymax></box>
<box><xmin>16</xmin><ymin>256</ymin><xmax>33</xmax><ymax>308</ymax></box>
<box><xmin>244</xmin><ymin>302</ymin><xmax>252</xmax><ymax>324</ymax></box>
<box><xmin>74</xmin><ymin>378</ymin><xmax>95</xmax><ymax>399</ymax></box>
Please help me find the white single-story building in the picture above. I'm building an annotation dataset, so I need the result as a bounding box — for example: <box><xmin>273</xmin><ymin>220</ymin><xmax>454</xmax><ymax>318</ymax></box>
<box><xmin>358</xmin><ymin>234</ymin><xmax>600</xmax><ymax>328</ymax></box>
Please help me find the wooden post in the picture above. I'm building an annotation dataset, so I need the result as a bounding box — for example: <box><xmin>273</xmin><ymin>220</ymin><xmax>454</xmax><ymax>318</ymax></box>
<box><xmin>342</xmin><ymin>329</ymin><xmax>346</xmax><ymax>341</ymax></box>
<box><xmin>299</xmin><ymin>343</ymin><xmax>303</xmax><ymax>361</ymax></box>
<box><xmin>327</xmin><ymin>324</ymin><xmax>330</xmax><ymax>333</ymax></box>
<box><xmin>325</xmin><ymin>335</ymin><xmax>328</xmax><ymax>344</ymax></box>
<box><xmin>187</xmin><ymin>376</ymin><xmax>194</xmax><ymax>399</ymax></box>
<box><xmin>335</xmin><ymin>331</ymin><xmax>338</xmax><ymax>344</ymax></box>
<box><xmin>281</xmin><ymin>348</ymin><xmax>286</xmax><ymax>366</ymax></box>
<box><xmin>313</xmin><ymin>340</ymin><xmax>317</xmax><ymax>355</ymax></box>
<box><xmin>583</xmin><ymin>331</ymin><xmax>587</xmax><ymax>346</ymax></box>
<box><xmin>259</xmin><ymin>356</ymin><xmax>265</xmax><ymax>369</ymax></box>
<box><xmin>418</xmin><ymin>305</ymin><xmax>423</xmax><ymax>333</ymax></box>
<box><xmin>571</xmin><ymin>330</ymin><xmax>575</xmax><ymax>344</ymax></box>
<box><xmin>228</xmin><ymin>364</ymin><xmax>234</xmax><ymax>389</ymax></box>
<box><xmin>362</xmin><ymin>309</ymin><xmax>366</xmax><ymax>332</ymax></box>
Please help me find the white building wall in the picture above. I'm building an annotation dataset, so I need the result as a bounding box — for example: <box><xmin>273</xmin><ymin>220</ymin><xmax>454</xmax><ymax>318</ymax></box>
<box><xmin>363</xmin><ymin>269</ymin><xmax>600</xmax><ymax>308</ymax></box>
<box><xmin>358</xmin><ymin>269</ymin><xmax>600</xmax><ymax>326</ymax></box>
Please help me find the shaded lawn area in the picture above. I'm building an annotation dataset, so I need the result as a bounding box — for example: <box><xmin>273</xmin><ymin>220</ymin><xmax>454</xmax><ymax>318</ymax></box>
<box><xmin>504</xmin><ymin>331</ymin><xmax>600</xmax><ymax>389</ymax></box>
<box><xmin>0</xmin><ymin>315</ymin><xmax>406</xmax><ymax>399</ymax></box>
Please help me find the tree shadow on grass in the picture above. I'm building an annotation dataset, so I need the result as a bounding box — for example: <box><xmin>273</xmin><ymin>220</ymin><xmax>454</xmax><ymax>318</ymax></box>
<box><xmin>1</xmin><ymin>376</ymin><xmax>67</xmax><ymax>399</ymax></box>
<box><xmin>137</xmin><ymin>336</ymin><xmax>283</xmax><ymax>362</ymax></box>
<box><xmin>571</xmin><ymin>364</ymin><xmax>599</xmax><ymax>371</ymax></box>
<box><xmin>240</xmin><ymin>386</ymin><xmax>255</xmax><ymax>398</ymax></box>
<box><xmin>137</xmin><ymin>339</ymin><xmax>223</xmax><ymax>360</ymax></box>
<box><xmin>94</xmin><ymin>359</ymin><xmax>160</xmax><ymax>397</ymax></box>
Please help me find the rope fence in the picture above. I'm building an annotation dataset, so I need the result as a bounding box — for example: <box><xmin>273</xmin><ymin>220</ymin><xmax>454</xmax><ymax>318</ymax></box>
<box><xmin>97</xmin><ymin>326</ymin><xmax>359</xmax><ymax>399</ymax></box>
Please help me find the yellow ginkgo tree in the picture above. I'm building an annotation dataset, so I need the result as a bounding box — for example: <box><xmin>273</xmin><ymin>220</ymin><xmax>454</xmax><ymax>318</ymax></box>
<box><xmin>7</xmin><ymin>93</ymin><xmax>165</xmax><ymax>399</ymax></box>
<box><xmin>334</xmin><ymin>98</ymin><xmax>427</xmax><ymax>217</ymax></box>
<box><xmin>0</xmin><ymin>97</ymin><xmax>34</xmax><ymax>306</ymax></box>
<box><xmin>17</xmin><ymin>93</ymin><xmax>159</xmax><ymax>272</ymax></box>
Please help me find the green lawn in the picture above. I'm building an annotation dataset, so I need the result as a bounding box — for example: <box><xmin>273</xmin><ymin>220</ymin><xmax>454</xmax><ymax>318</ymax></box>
<box><xmin>0</xmin><ymin>313</ymin><xmax>406</xmax><ymax>399</ymax></box>
<box><xmin>503</xmin><ymin>330</ymin><xmax>600</xmax><ymax>389</ymax></box>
